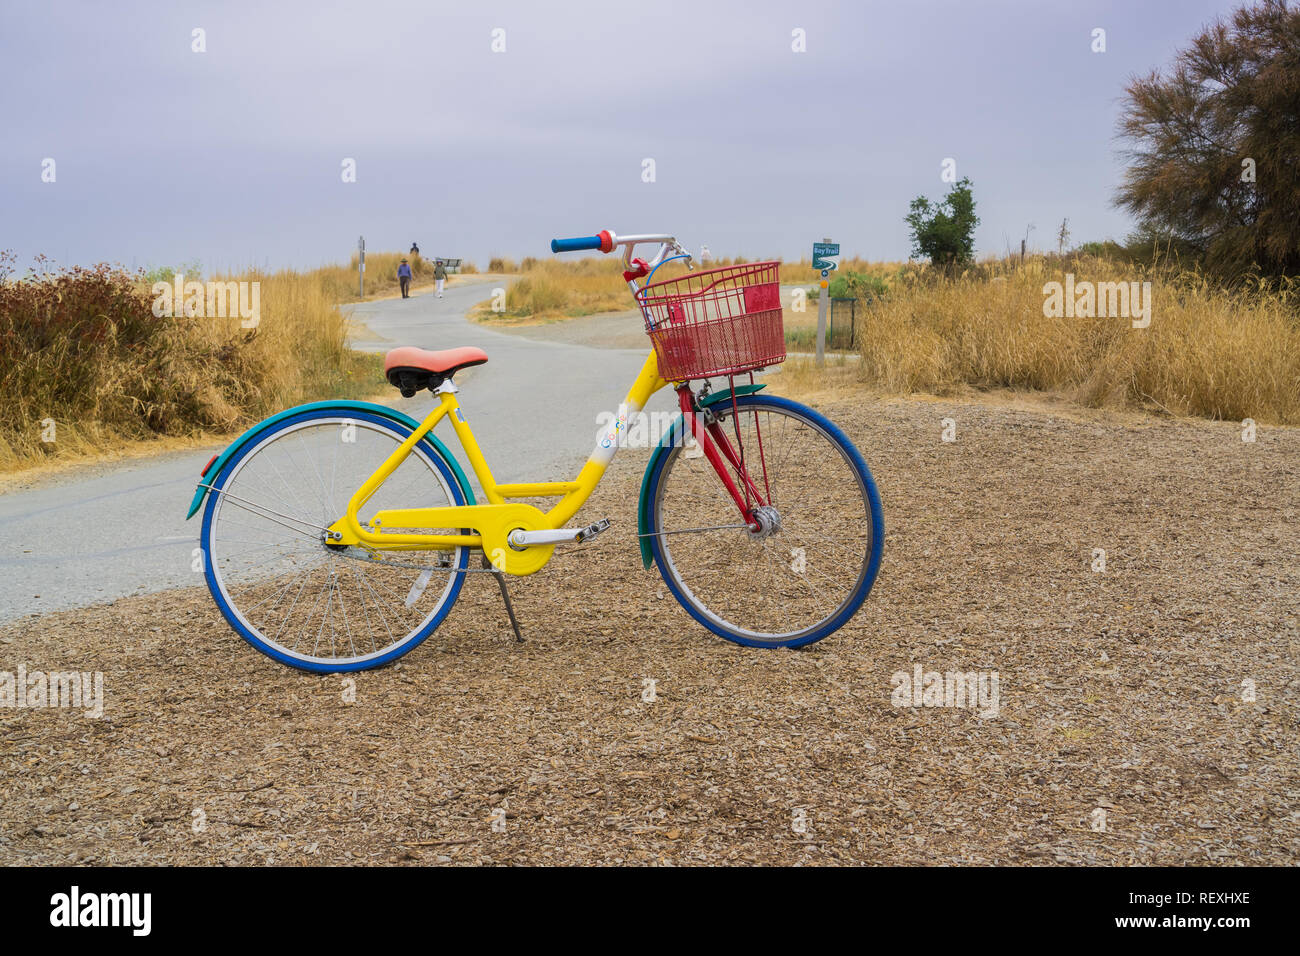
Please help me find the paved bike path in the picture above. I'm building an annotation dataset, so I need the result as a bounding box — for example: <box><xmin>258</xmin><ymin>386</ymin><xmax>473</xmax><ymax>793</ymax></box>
<box><xmin>0</xmin><ymin>278</ymin><xmax>679</xmax><ymax>624</ymax></box>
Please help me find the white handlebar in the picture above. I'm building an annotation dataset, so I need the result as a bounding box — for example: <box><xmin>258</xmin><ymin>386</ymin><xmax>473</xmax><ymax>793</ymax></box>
<box><xmin>605</xmin><ymin>231</ymin><xmax>693</xmax><ymax>272</ymax></box>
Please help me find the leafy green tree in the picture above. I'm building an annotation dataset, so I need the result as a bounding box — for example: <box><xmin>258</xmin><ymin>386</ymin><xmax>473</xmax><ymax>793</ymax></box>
<box><xmin>905</xmin><ymin>177</ymin><xmax>979</xmax><ymax>268</ymax></box>
<box><xmin>1115</xmin><ymin>0</ymin><xmax>1300</xmax><ymax>277</ymax></box>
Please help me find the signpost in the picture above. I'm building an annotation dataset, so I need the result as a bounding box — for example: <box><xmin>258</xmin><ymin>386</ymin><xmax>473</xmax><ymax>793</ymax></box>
<box><xmin>813</xmin><ymin>239</ymin><xmax>840</xmax><ymax>367</ymax></box>
<box><xmin>358</xmin><ymin>235</ymin><xmax>366</xmax><ymax>298</ymax></box>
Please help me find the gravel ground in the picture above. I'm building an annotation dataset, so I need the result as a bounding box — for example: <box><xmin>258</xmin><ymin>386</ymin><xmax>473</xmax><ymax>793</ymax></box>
<box><xmin>1</xmin><ymin>393</ymin><xmax>1296</xmax><ymax>865</ymax></box>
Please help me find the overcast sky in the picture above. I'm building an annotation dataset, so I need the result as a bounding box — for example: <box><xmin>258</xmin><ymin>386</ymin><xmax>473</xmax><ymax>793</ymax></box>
<box><xmin>0</xmin><ymin>0</ymin><xmax>1239</xmax><ymax>273</ymax></box>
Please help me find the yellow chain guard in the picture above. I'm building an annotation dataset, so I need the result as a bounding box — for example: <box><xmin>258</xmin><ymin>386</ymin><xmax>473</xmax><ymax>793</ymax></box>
<box><xmin>331</xmin><ymin>501</ymin><xmax>557</xmax><ymax>576</ymax></box>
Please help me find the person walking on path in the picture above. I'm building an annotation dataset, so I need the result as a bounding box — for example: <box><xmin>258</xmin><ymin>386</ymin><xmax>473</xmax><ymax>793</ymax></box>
<box><xmin>434</xmin><ymin>258</ymin><xmax>447</xmax><ymax>298</ymax></box>
<box><xmin>398</xmin><ymin>257</ymin><xmax>412</xmax><ymax>298</ymax></box>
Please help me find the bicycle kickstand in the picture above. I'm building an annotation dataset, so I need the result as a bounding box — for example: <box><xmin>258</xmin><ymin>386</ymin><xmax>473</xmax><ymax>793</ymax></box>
<box><xmin>482</xmin><ymin>554</ymin><xmax>525</xmax><ymax>643</ymax></box>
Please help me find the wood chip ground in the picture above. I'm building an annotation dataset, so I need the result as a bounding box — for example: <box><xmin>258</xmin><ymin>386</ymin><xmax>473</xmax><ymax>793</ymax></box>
<box><xmin>1</xmin><ymin>395</ymin><xmax>1296</xmax><ymax>865</ymax></box>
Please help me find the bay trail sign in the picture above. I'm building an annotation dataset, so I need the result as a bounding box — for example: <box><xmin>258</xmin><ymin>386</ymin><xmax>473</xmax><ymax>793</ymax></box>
<box><xmin>813</xmin><ymin>241</ymin><xmax>841</xmax><ymax>273</ymax></box>
<box><xmin>814</xmin><ymin>240</ymin><xmax>840</xmax><ymax>365</ymax></box>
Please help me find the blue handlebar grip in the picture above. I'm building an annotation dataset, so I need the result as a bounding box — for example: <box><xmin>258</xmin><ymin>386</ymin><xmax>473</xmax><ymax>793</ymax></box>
<box><xmin>551</xmin><ymin>235</ymin><xmax>604</xmax><ymax>253</ymax></box>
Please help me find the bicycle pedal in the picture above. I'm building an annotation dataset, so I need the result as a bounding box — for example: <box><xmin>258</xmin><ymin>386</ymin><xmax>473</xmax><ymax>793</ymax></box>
<box><xmin>574</xmin><ymin>518</ymin><xmax>611</xmax><ymax>543</ymax></box>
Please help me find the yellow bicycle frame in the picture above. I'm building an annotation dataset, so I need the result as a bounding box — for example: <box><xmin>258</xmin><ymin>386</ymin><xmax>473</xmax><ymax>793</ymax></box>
<box><xmin>325</xmin><ymin>351</ymin><xmax>668</xmax><ymax>575</ymax></box>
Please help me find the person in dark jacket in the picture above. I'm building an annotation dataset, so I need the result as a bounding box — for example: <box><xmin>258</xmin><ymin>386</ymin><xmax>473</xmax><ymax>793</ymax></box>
<box><xmin>398</xmin><ymin>258</ymin><xmax>412</xmax><ymax>298</ymax></box>
<box><xmin>434</xmin><ymin>259</ymin><xmax>447</xmax><ymax>298</ymax></box>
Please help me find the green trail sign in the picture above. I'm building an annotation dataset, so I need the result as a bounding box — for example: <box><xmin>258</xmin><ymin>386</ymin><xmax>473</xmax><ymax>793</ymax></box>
<box><xmin>813</xmin><ymin>241</ymin><xmax>840</xmax><ymax>271</ymax></box>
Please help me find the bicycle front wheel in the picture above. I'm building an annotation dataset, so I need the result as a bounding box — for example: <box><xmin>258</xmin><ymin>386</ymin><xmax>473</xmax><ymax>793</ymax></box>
<box><xmin>646</xmin><ymin>394</ymin><xmax>883</xmax><ymax>648</ymax></box>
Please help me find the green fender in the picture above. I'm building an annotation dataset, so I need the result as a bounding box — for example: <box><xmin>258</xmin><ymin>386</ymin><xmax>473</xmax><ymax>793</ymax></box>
<box><xmin>185</xmin><ymin>400</ymin><xmax>475</xmax><ymax>520</ymax></box>
<box><xmin>636</xmin><ymin>383</ymin><xmax>767</xmax><ymax>568</ymax></box>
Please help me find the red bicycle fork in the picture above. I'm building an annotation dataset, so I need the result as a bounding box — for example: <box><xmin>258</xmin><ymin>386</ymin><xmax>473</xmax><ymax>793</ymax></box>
<box><xmin>676</xmin><ymin>385</ymin><xmax>768</xmax><ymax>530</ymax></box>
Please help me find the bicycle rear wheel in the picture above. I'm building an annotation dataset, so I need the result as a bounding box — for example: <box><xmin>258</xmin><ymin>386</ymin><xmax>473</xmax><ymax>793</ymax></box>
<box><xmin>200</xmin><ymin>408</ymin><xmax>470</xmax><ymax>672</ymax></box>
<box><xmin>646</xmin><ymin>394</ymin><xmax>883</xmax><ymax>647</ymax></box>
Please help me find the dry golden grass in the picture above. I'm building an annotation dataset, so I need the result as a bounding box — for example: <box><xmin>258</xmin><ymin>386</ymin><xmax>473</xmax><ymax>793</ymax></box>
<box><xmin>476</xmin><ymin>254</ymin><xmax>792</xmax><ymax>322</ymax></box>
<box><xmin>477</xmin><ymin>252</ymin><xmax>901</xmax><ymax>325</ymax></box>
<box><xmin>854</xmin><ymin>256</ymin><xmax>1300</xmax><ymax>424</ymax></box>
<box><xmin>496</xmin><ymin>258</ymin><xmax>629</xmax><ymax>319</ymax></box>
<box><xmin>782</xmin><ymin>257</ymin><xmax>903</xmax><ymax>286</ymax></box>
<box><xmin>465</xmin><ymin>249</ymin><xmax>1298</xmax><ymax>425</ymax></box>
<box><xmin>475</xmin><ymin>257</ymin><xmax>634</xmax><ymax>321</ymax></box>
<box><xmin>0</xmin><ymin>259</ymin><xmax>382</xmax><ymax>473</ymax></box>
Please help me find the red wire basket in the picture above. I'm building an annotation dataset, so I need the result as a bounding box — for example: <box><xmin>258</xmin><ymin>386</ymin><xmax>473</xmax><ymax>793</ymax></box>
<box><xmin>635</xmin><ymin>261</ymin><xmax>786</xmax><ymax>381</ymax></box>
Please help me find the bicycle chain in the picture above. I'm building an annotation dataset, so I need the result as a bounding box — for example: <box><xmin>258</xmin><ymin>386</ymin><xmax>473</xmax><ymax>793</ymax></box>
<box><xmin>324</xmin><ymin>538</ymin><xmax>597</xmax><ymax>574</ymax></box>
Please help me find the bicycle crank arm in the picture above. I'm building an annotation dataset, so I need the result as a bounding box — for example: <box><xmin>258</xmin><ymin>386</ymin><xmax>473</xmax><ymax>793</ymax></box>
<box><xmin>508</xmin><ymin>518</ymin><xmax>610</xmax><ymax>549</ymax></box>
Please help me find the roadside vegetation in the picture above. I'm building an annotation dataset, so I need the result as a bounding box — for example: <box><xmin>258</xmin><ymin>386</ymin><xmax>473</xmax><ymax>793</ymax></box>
<box><xmin>852</xmin><ymin>254</ymin><xmax>1300</xmax><ymax>424</ymax></box>
<box><xmin>474</xmin><ymin>256</ymin><xmax>698</xmax><ymax>322</ymax></box>
<box><xmin>474</xmin><ymin>254</ymin><xmax>866</xmax><ymax>323</ymax></box>
<box><xmin>474</xmin><ymin>244</ymin><xmax>1299</xmax><ymax>426</ymax></box>
<box><xmin>479</xmin><ymin>257</ymin><xmax>629</xmax><ymax>321</ymax></box>
<box><xmin>0</xmin><ymin>252</ymin><xmax>382</xmax><ymax>472</ymax></box>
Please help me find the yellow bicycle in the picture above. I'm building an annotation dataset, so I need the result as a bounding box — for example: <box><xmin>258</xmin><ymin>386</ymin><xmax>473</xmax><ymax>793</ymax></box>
<box><xmin>188</xmin><ymin>229</ymin><xmax>884</xmax><ymax>671</ymax></box>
